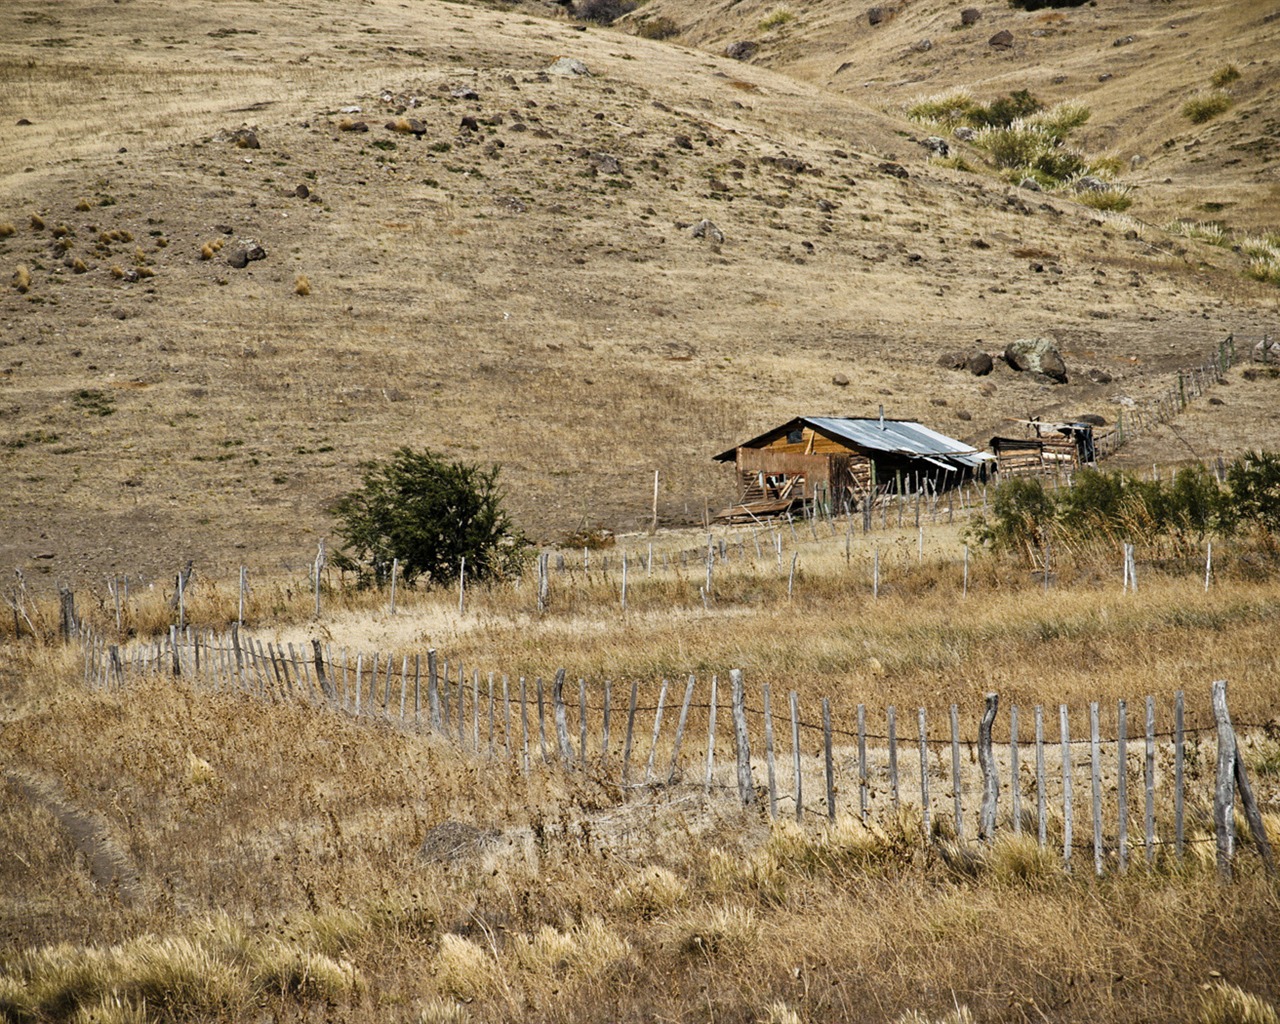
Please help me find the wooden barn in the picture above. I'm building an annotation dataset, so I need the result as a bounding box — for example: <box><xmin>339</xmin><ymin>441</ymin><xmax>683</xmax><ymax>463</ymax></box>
<box><xmin>990</xmin><ymin>421</ymin><xmax>1097</xmax><ymax>478</ymax></box>
<box><xmin>713</xmin><ymin>416</ymin><xmax>992</xmax><ymax>521</ymax></box>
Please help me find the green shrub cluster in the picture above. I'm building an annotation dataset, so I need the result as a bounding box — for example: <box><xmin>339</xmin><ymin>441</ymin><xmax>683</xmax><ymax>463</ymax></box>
<box><xmin>969</xmin><ymin>454</ymin><xmax>1280</xmax><ymax>560</ymax></box>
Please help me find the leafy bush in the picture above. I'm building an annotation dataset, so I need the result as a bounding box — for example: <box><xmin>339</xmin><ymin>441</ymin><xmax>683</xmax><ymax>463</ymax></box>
<box><xmin>906</xmin><ymin>89</ymin><xmax>976</xmax><ymax>129</ymax></box>
<box><xmin>332</xmin><ymin>447</ymin><xmax>528</xmax><ymax>587</ymax></box>
<box><xmin>1030</xmin><ymin>102</ymin><xmax>1090</xmax><ymax>142</ymax></box>
<box><xmin>1224</xmin><ymin>451</ymin><xmax>1280</xmax><ymax>534</ymax></box>
<box><xmin>1075</xmin><ymin>188</ymin><xmax>1133</xmax><ymax>212</ymax></box>
<box><xmin>969</xmin><ymin>89</ymin><xmax>1042</xmax><ymax>129</ymax></box>
<box><xmin>969</xmin><ymin>477</ymin><xmax>1055</xmax><ymax>557</ymax></box>
<box><xmin>1182</xmin><ymin>92</ymin><xmax>1233</xmax><ymax>124</ymax></box>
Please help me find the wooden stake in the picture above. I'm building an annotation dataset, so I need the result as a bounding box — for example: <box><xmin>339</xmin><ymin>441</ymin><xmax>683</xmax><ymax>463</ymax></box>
<box><xmin>790</xmin><ymin>690</ymin><xmax>802</xmax><ymax>823</ymax></box>
<box><xmin>919</xmin><ymin>707</ymin><xmax>931</xmax><ymax>841</ymax></box>
<box><xmin>763</xmin><ymin>684</ymin><xmax>777</xmax><ymax>818</ymax></box>
<box><xmin>1060</xmin><ymin>704</ymin><xmax>1073</xmax><ymax>870</ymax></box>
<box><xmin>730</xmin><ymin>669</ymin><xmax>754</xmax><ymax>806</ymax></box>
<box><xmin>1090</xmin><ymin>702</ymin><xmax>1103</xmax><ymax>876</ymax></box>
<box><xmin>823</xmin><ymin>698</ymin><xmax>835</xmax><ymax>824</ymax></box>
<box><xmin>978</xmin><ymin>693</ymin><xmax>999</xmax><ymax>842</ymax></box>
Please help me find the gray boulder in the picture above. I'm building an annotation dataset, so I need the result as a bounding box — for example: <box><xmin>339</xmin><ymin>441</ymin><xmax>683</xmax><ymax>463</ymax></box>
<box><xmin>960</xmin><ymin>8</ymin><xmax>981</xmax><ymax>26</ymax></box>
<box><xmin>967</xmin><ymin>351</ymin><xmax>994</xmax><ymax>376</ymax></box>
<box><xmin>989</xmin><ymin>29</ymin><xmax>1014</xmax><ymax>49</ymax></box>
<box><xmin>1004</xmin><ymin>338</ymin><xmax>1067</xmax><ymax>383</ymax></box>
<box><xmin>920</xmin><ymin>136</ymin><xmax>949</xmax><ymax>157</ymax></box>
<box><xmin>725</xmin><ymin>40</ymin><xmax>759</xmax><ymax>60</ymax></box>
<box><xmin>547</xmin><ymin>57</ymin><xmax>590</xmax><ymax>77</ymax></box>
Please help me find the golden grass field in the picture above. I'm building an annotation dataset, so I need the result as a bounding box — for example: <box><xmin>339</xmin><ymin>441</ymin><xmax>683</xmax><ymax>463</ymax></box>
<box><xmin>3</xmin><ymin>0</ymin><xmax>1280</xmax><ymax>1020</ymax></box>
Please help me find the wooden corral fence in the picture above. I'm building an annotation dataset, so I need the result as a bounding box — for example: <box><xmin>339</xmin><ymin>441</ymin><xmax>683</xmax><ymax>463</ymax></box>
<box><xmin>81</xmin><ymin>628</ymin><xmax>1274</xmax><ymax>881</ymax></box>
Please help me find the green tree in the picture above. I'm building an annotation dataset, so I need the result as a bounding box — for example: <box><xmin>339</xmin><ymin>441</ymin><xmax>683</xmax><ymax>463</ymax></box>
<box><xmin>331</xmin><ymin>447</ymin><xmax>527</xmax><ymax>587</ymax></box>
<box><xmin>1225</xmin><ymin>451</ymin><xmax>1280</xmax><ymax>534</ymax></box>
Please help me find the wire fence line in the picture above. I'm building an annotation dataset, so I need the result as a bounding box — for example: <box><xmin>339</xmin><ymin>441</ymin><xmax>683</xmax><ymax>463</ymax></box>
<box><xmin>80</xmin><ymin>624</ymin><xmax>1274</xmax><ymax>881</ymax></box>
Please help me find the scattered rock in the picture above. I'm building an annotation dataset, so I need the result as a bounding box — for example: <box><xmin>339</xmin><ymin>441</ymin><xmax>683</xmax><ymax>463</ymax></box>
<box><xmin>226</xmin><ymin>240</ymin><xmax>267</xmax><ymax>269</ymax></box>
<box><xmin>230</xmin><ymin>128</ymin><xmax>260</xmax><ymax>149</ymax></box>
<box><xmin>867</xmin><ymin>7</ymin><xmax>887</xmax><ymax>26</ymax></box>
<box><xmin>979</xmin><ymin>381</ymin><xmax>997</xmax><ymax>397</ymax></box>
<box><xmin>1113</xmin><ymin>35</ymin><xmax>1135</xmax><ymax>46</ymax></box>
<box><xmin>725</xmin><ymin>40</ymin><xmax>759</xmax><ymax>60</ymax></box>
<box><xmin>1208</xmin><ymin>396</ymin><xmax>1225</xmax><ymax>405</ymax></box>
<box><xmin>1019</xmin><ymin>177</ymin><xmax>1042</xmax><ymax>192</ymax></box>
<box><xmin>340</xmin><ymin>105</ymin><xmax>362</xmax><ymax>114</ymax></box>
<box><xmin>955</xmin><ymin>410</ymin><xmax>972</xmax><ymax>421</ymax></box>
<box><xmin>587</xmin><ymin>152</ymin><xmax>621</xmax><ymax>174</ymax></box>
<box><xmin>953</xmin><ymin>126</ymin><xmax>977</xmax><ymax>141</ymax></box>
<box><xmin>547</xmin><ymin>57</ymin><xmax>590</xmax><ymax>77</ymax></box>
<box><xmin>451</xmin><ymin>87</ymin><xmax>480</xmax><ymax>100</ymax></box>
<box><xmin>338</xmin><ymin>119</ymin><xmax>369</xmax><ymax>132</ymax></box>
<box><xmin>418</xmin><ymin>820</ymin><xmax>501</xmax><ymax>864</ymax></box>
<box><xmin>1086</xmin><ymin>367</ymin><xmax>1113</xmax><ymax>384</ymax></box>
<box><xmin>691</xmin><ymin>218</ymin><xmax>725</xmax><ymax>244</ymax></box>
<box><xmin>960</xmin><ymin>7</ymin><xmax>981</xmax><ymax>26</ymax></box>
<box><xmin>967</xmin><ymin>351</ymin><xmax>993</xmax><ymax>376</ymax></box>
<box><xmin>673</xmin><ymin>134</ymin><xmax>693</xmax><ymax>150</ymax></box>
<box><xmin>938</xmin><ymin>351</ymin><xmax>968</xmax><ymax>370</ymax></box>
<box><xmin>294</xmin><ymin>184</ymin><xmax>310</xmax><ymax>199</ymax></box>
<box><xmin>1251</xmin><ymin>338</ymin><xmax>1280</xmax><ymax>361</ymax></box>
<box><xmin>832</xmin><ymin>373</ymin><xmax>850</xmax><ymax>387</ymax></box>
<box><xmin>912</xmin><ymin>38</ymin><xmax>933</xmax><ymax>52</ymax></box>
<box><xmin>930</xmin><ymin>397</ymin><xmax>947</xmax><ymax>407</ymax></box>
<box><xmin>920</xmin><ymin>136</ymin><xmax>949</xmax><ymax>157</ymax></box>
<box><xmin>989</xmin><ymin>29</ymin><xmax>1014</xmax><ymax>49</ymax></box>
<box><xmin>1073</xmin><ymin>176</ymin><xmax>1109</xmax><ymax>193</ymax></box>
<box><xmin>878</xmin><ymin>161</ymin><xmax>909</xmax><ymax>179</ymax></box>
<box><xmin>16</xmin><ymin>118</ymin><xmax>33</xmax><ymax>126</ymax></box>
<box><xmin>1004</xmin><ymin>338</ymin><xmax>1067</xmax><ymax>383</ymax></box>
<box><xmin>460</xmin><ymin>115</ymin><xmax>480</xmax><ymax>132</ymax></box>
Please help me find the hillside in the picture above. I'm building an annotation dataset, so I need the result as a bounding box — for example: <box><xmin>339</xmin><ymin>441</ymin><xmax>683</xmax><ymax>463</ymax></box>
<box><xmin>0</xmin><ymin>0</ymin><xmax>1277</xmax><ymax>584</ymax></box>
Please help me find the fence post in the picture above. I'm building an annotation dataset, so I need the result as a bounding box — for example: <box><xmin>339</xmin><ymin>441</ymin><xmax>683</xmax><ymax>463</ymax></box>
<box><xmin>668</xmin><ymin>675</ymin><xmax>696</xmax><ymax>784</ymax></box>
<box><xmin>978</xmin><ymin>693</ymin><xmax>999</xmax><ymax>842</ymax></box>
<box><xmin>857</xmin><ymin>704</ymin><xmax>868</xmax><ymax>823</ymax></box>
<box><xmin>1010</xmin><ymin>705</ymin><xmax>1021</xmax><ymax>834</ymax></box>
<box><xmin>1060</xmin><ymin>705</ymin><xmax>1073</xmax><ymax>871</ymax></box>
<box><xmin>763</xmin><ymin>684</ymin><xmax>778</xmax><ymax>818</ymax></box>
<box><xmin>730</xmin><ymin>669</ymin><xmax>754</xmax><ymax>806</ymax></box>
<box><xmin>1035</xmin><ymin>705</ymin><xmax>1046</xmax><ymax>847</ymax></box>
<box><xmin>553</xmin><ymin>668</ymin><xmax>572</xmax><ymax>765</ymax></box>
<box><xmin>1117</xmin><ymin>699</ymin><xmax>1128</xmax><ymax>874</ymax></box>
<box><xmin>1145</xmin><ymin>696</ymin><xmax>1156</xmax><ymax>865</ymax></box>
<box><xmin>704</xmin><ymin>675</ymin><xmax>718</xmax><ymax>795</ymax></box>
<box><xmin>1090</xmin><ymin>702</ymin><xmax>1103</xmax><ymax>876</ymax></box>
<box><xmin>427</xmin><ymin>649</ymin><xmax>440</xmax><ymax>732</ymax></box>
<box><xmin>1211</xmin><ymin>680</ymin><xmax>1235</xmax><ymax>881</ymax></box>
<box><xmin>918</xmin><ymin>707</ymin><xmax>931</xmax><ymax>842</ymax></box>
<box><xmin>888</xmin><ymin>705</ymin><xmax>899</xmax><ymax>808</ymax></box>
<box><xmin>950</xmin><ymin>704</ymin><xmax>963</xmax><ymax>841</ymax></box>
<box><xmin>823</xmin><ymin>698</ymin><xmax>835</xmax><ymax>825</ymax></box>
<box><xmin>312</xmin><ymin>639</ymin><xmax>334</xmax><ymax>701</ymax></box>
<box><xmin>644</xmin><ymin>678</ymin><xmax>669</xmax><ymax>784</ymax></box>
<box><xmin>1175</xmin><ymin>690</ymin><xmax>1185</xmax><ymax>861</ymax></box>
<box><xmin>791</xmin><ymin>691</ymin><xmax>803</xmax><ymax>823</ymax></box>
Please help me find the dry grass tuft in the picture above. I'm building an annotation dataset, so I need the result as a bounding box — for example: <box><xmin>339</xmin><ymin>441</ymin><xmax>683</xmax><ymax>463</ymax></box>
<box><xmin>12</xmin><ymin>264</ymin><xmax>31</xmax><ymax>292</ymax></box>
<box><xmin>0</xmin><ymin>221</ymin><xmax>16</xmax><ymax>238</ymax></box>
<box><xmin>1200</xmin><ymin>982</ymin><xmax>1280</xmax><ymax>1024</ymax></box>
<box><xmin>294</xmin><ymin>273</ymin><xmax>311</xmax><ymax>296</ymax></box>
<box><xmin>29</xmin><ymin>213</ymin><xmax>44</xmax><ymax>231</ymax></box>
<box><xmin>74</xmin><ymin>198</ymin><xmax>92</xmax><ymax>212</ymax></box>
<box><xmin>200</xmin><ymin>238</ymin><xmax>224</xmax><ymax>260</ymax></box>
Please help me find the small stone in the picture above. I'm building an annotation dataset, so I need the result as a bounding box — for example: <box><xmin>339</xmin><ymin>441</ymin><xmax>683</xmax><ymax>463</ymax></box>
<box><xmin>546</xmin><ymin>57</ymin><xmax>590</xmax><ymax>77</ymax></box>
<box><xmin>725</xmin><ymin>40</ymin><xmax>758</xmax><ymax>60</ymax></box>
<box><xmin>989</xmin><ymin>29</ymin><xmax>1014</xmax><ymax>49</ymax></box>
<box><xmin>295</xmin><ymin>184</ymin><xmax>310</xmax><ymax>198</ymax></box>
<box><xmin>1208</xmin><ymin>396</ymin><xmax>1225</xmax><ymax>406</ymax></box>
<box><xmin>451</xmin><ymin>87</ymin><xmax>480</xmax><ymax>100</ymax></box>
<box><xmin>955</xmin><ymin>410</ymin><xmax>972</xmax><ymax>422</ymax></box>
<box><xmin>832</xmin><ymin>373</ymin><xmax>850</xmax><ymax>387</ymax></box>
<box><xmin>960</xmin><ymin>8</ymin><xmax>981</xmax><ymax>26</ymax></box>
<box><xmin>1087</xmin><ymin>367</ymin><xmax>1113</xmax><ymax>384</ymax></box>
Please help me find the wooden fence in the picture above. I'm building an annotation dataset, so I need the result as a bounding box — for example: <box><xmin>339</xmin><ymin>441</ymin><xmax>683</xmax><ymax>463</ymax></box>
<box><xmin>81</xmin><ymin>626</ymin><xmax>1274</xmax><ymax>881</ymax></box>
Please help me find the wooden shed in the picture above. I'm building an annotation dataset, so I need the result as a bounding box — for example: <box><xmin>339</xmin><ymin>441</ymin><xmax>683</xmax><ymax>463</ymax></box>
<box><xmin>991</xmin><ymin>421</ymin><xmax>1096</xmax><ymax>478</ymax></box>
<box><xmin>713</xmin><ymin>416</ymin><xmax>992</xmax><ymax>521</ymax></box>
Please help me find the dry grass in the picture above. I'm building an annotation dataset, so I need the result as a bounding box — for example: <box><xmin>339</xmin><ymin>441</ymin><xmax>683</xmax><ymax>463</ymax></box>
<box><xmin>2</xmin><ymin>640</ymin><xmax>1278</xmax><ymax>1023</ymax></box>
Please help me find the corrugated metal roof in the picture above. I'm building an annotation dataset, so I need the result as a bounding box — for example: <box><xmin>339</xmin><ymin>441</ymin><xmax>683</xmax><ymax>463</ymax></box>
<box><xmin>804</xmin><ymin>417</ymin><xmax>991</xmax><ymax>468</ymax></box>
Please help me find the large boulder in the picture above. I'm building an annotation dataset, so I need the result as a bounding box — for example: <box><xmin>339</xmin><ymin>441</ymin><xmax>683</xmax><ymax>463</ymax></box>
<box><xmin>1004</xmin><ymin>338</ymin><xmax>1067</xmax><ymax>382</ymax></box>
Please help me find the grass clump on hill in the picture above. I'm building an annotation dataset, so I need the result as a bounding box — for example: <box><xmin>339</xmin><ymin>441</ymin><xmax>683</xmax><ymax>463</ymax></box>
<box><xmin>758</xmin><ymin>6</ymin><xmax>795</xmax><ymax>30</ymax></box>
<box><xmin>1182</xmin><ymin>91</ymin><xmax>1233</xmax><ymax>124</ymax></box>
<box><xmin>635</xmin><ymin>16</ymin><xmax>680</xmax><ymax>39</ymax></box>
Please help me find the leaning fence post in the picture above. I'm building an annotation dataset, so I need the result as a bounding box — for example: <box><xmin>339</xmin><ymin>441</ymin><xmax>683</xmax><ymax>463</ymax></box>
<box><xmin>1212</xmin><ymin>680</ymin><xmax>1236</xmax><ymax>881</ymax></box>
<box><xmin>668</xmin><ymin>675</ymin><xmax>696</xmax><ymax>784</ymax></box>
<box><xmin>312</xmin><ymin>639</ymin><xmax>334</xmax><ymax>701</ymax></box>
<box><xmin>730</xmin><ymin>669</ymin><xmax>754</xmax><ymax>806</ymax></box>
<box><xmin>644</xmin><ymin>678</ymin><xmax>669</xmax><ymax>784</ymax></box>
<box><xmin>978</xmin><ymin>693</ymin><xmax>999</xmax><ymax>842</ymax></box>
<box><xmin>1234</xmin><ymin>736</ymin><xmax>1277</xmax><ymax>878</ymax></box>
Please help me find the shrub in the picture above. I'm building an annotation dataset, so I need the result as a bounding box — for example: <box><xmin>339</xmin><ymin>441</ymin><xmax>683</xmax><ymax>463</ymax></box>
<box><xmin>1210</xmin><ymin>64</ymin><xmax>1241</xmax><ymax>88</ymax></box>
<box><xmin>573</xmin><ymin>0</ymin><xmax>636</xmax><ymax>24</ymax></box>
<box><xmin>1182</xmin><ymin>91</ymin><xmax>1232</xmax><ymax>124</ymax></box>
<box><xmin>1075</xmin><ymin>188</ymin><xmax>1133</xmax><ymax>212</ymax></box>
<box><xmin>976</xmin><ymin>123</ymin><xmax>1055</xmax><ymax>169</ymax></box>
<box><xmin>906</xmin><ymin>89</ymin><xmax>976</xmax><ymax>129</ymax></box>
<box><xmin>635</xmin><ymin>15</ymin><xmax>680</xmax><ymax>39</ymax></box>
<box><xmin>294</xmin><ymin>274</ymin><xmax>311</xmax><ymax>296</ymax></box>
<box><xmin>1224</xmin><ymin>451</ymin><xmax>1280</xmax><ymax>534</ymax></box>
<box><xmin>1029</xmin><ymin>102</ymin><xmax>1090</xmax><ymax>142</ymax></box>
<box><xmin>969</xmin><ymin>89</ymin><xmax>1042</xmax><ymax>129</ymax></box>
<box><xmin>759</xmin><ymin>6</ymin><xmax>794</xmax><ymax>29</ymax></box>
<box><xmin>969</xmin><ymin>477</ymin><xmax>1054</xmax><ymax>558</ymax></box>
<box><xmin>332</xmin><ymin>446</ymin><xmax>528</xmax><ymax>588</ymax></box>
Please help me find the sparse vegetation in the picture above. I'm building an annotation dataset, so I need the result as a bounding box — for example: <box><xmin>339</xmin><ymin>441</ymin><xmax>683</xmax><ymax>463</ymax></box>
<box><xmin>759</xmin><ymin>6</ymin><xmax>795</xmax><ymax>30</ymax></box>
<box><xmin>12</xmin><ymin>264</ymin><xmax>31</xmax><ymax>292</ymax></box>
<box><xmin>635</xmin><ymin>16</ymin><xmax>680</xmax><ymax>40</ymax></box>
<box><xmin>1182</xmin><ymin>91</ymin><xmax>1233</xmax><ymax>124</ymax></box>
<box><xmin>1210</xmin><ymin>64</ymin><xmax>1242</xmax><ymax>89</ymax></box>
<box><xmin>294</xmin><ymin>273</ymin><xmax>311</xmax><ymax>296</ymax></box>
<box><xmin>572</xmin><ymin>0</ymin><xmax>636</xmax><ymax>24</ymax></box>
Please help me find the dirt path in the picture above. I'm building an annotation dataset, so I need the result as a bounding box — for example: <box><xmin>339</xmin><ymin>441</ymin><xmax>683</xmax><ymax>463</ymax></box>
<box><xmin>6</xmin><ymin>771</ymin><xmax>144</xmax><ymax>907</ymax></box>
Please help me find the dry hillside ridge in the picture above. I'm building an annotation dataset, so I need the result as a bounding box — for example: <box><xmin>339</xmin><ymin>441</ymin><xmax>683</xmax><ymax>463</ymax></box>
<box><xmin>0</xmin><ymin>0</ymin><xmax>1277</xmax><ymax>583</ymax></box>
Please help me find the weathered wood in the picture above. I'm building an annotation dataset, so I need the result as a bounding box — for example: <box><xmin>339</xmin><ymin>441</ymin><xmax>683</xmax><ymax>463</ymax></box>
<box><xmin>1212</xmin><ymin>680</ymin><xmax>1235</xmax><ymax>881</ymax></box>
<box><xmin>400</xmin><ymin>656</ymin><xmax>410</xmax><ymax>720</ymax></box>
<box><xmin>1117</xmin><ymin>700</ymin><xmax>1128</xmax><ymax>873</ymax></box>
<box><xmin>354</xmin><ymin>652</ymin><xmax>364</xmax><ymax>715</ymax></box>
<box><xmin>790</xmin><ymin>690</ymin><xmax>802</xmax><ymax>822</ymax></box>
<box><xmin>858</xmin><ymin>703</ymin><xmax>868</xmax><ymax>822</ymax></box>
<box><xmin>644</xmin><ymin>678</ymin><xmax>669</xmax><ymax>784</ymax></box>
<box><xmin>731</xmin><ymin>669</ymin><xmax>754</xmax><ymax>806</ymax></box>
<box><xmin>950</xmin><ymin>704</ymin><xmax>963</xmax><ymax>841</ymax></box>
<box><xmin>1174</xmin><ymin>690</ymin><xmax>1185</xmax><ymax>861</ymax></box>
<box><xmin>553</xmin><ymin>668</ymin><xmax>572</xmax><ymax>765</ymax></box>
<box><xmin>472</xmin><ymin>669</ymin><xmax>480</xmax><ymax>750</ymax></box>
<box><xmin>537</xmin><ymin>676</ymin><xmax>547</xmax><ymax>762</ymax></box>
<box><xmin>1145</xmin><ymin>696</ymin><xmax>1156</xmax><ymax>865</ymax></box>
<box><xmin>763</xmin><ymin>684</ymin><xmax>778</xmax><ymax>818</ymax></box>
<box><xmin>623</xmin><ymin>679</ymin><xmax>639</xmax><ymax>785</ymax></box>
<box><xmin>427</xmin><ymin>649</ymin><xmax>440</xmax><ymax>732</ymax></box>
<box><xmin>1060</xmin><ymin>704</ymin><xmax>1073</xmax><ymax>871</ymax></box>
<box><xmin>1010</xmin><ymin>705</ymin><xmax>1021</xmax><ymax>835</ymax></box>
<box><xmin>488</xmin><ymin>672</ymin><xmax>496</xmax><ymax>757</ymax></box>
<box><xmin>502</xmin><ymin>674</ymin><xmax>512</xmax><ymax>757</ymax></box>
<box><xmin>311</xmin><ymin>639</ymin><xmax>333</xmax><ymax>701</ymax></box>
<box><xmin>457</xmin><ymin>662</ymin><xmax>466</xmax><ymax>745</ymax></box>
<box><xmin>1234</xmin><ymin>740</ymin><xmax>1277</xmax><ymax>877</ymax></box>
<box><xmin>579</xmin><ymin>677</ymin><xmax>588</xmax><ymax>764</ymax></box>
<box><xmin>978</xmin><ymin>693</ymin><xmax>999</xmax><ymax>842</ymax></box>
<box><xmin>668</xmin><ymin>674</ymin><xmax>696</xmax><ymax>784</ymax></box>
<box><xmin>520</xmin><ymin>676</ymin><xmax>530</xmax><ymax>773</ymax></box>
<box><xmin>389</xmin><ymin>557</ymin><xmax>398</xmax><ymax>614</ymax></box>
<box><xmin>823</xmin><ymin>698</ymin><xmax>835</xmax><ymax>824</ymax></box>
<box><xmin>918</xmin><ymin>707</ymin><xmax>931</xmax><ymax>841</ymax></box>
<box><xmin>441</xmin><ymin>657</ymin><xmax>451</xmax><ymax>729</ymax></box>
<box><xmin>888</xmin><ymin>705</ymin><xmax>899</xmax><ymax>808</ymax></box>
<box><xmin>602</xmin><ymin>680</ymin><xmax>612</xmax><ymax>766</ymax></box>
<box><xmin>704</xmin><ymin>675</ymin><xmax>718</xmax><ymax>794</ymax></box>
<box><xmin>1090</xmin><ymin>702</ymin><xmax>1103</xmax><ymax>876</ymax></box>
